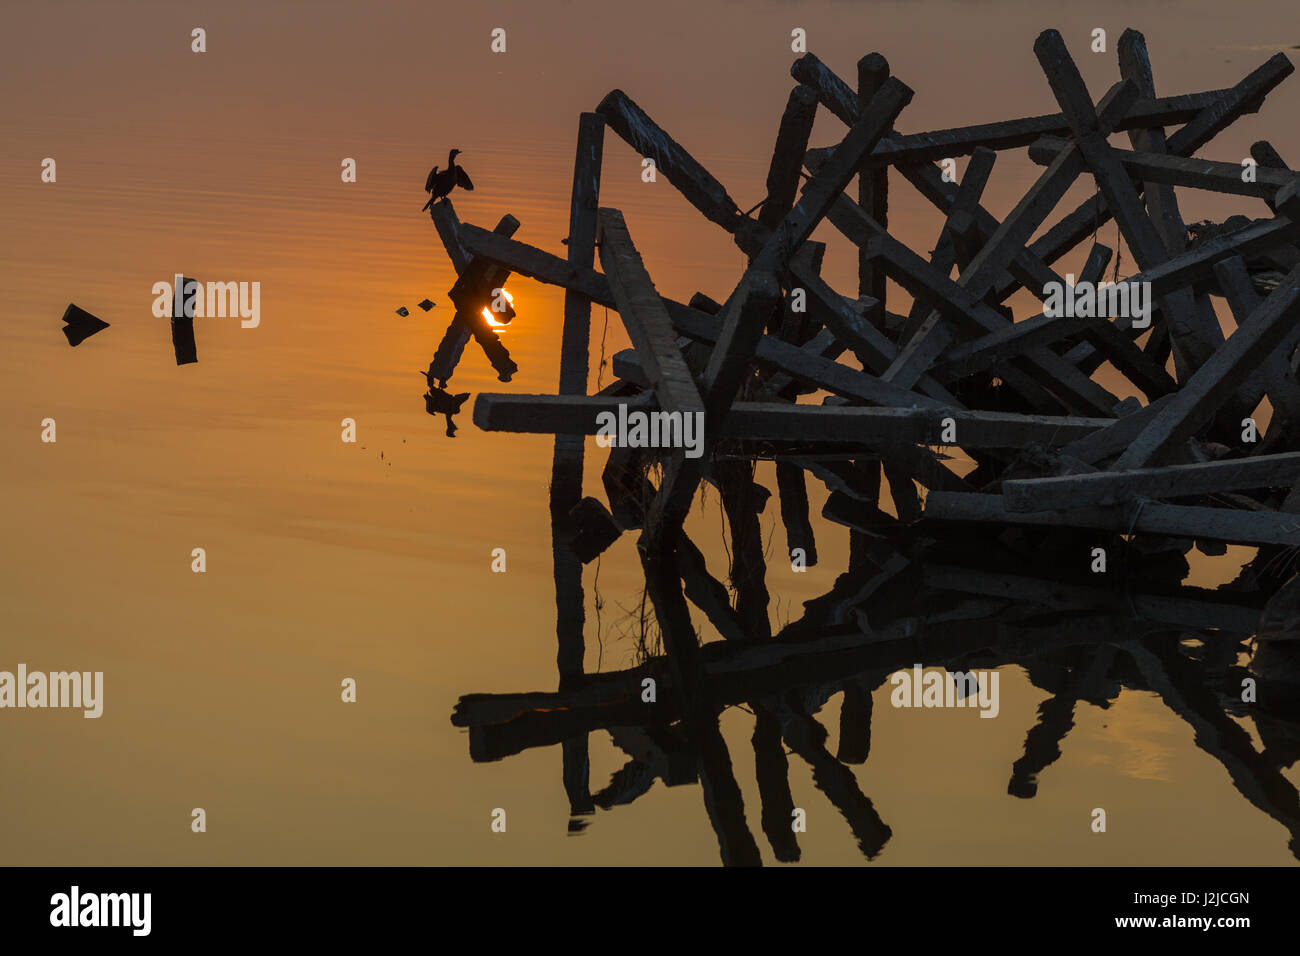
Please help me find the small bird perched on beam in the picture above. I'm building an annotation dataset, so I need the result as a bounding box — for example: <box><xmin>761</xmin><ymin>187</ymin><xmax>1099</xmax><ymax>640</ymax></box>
<box><xmin>422</xmin><ymin>149</ymin><xmax>474</xmax><ymax>211</ymax></box>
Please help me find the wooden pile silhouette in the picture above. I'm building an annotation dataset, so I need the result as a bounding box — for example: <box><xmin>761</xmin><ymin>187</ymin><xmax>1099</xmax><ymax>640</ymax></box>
<box><xmin>431</xmin><ymin>27</ymin><xmax>1300</xmax><ymax>712</ymax></box>
<box><xmin>428</xmin><ymin>27</ymin><xmax>1300</xmax><ymax>864</ymax></box>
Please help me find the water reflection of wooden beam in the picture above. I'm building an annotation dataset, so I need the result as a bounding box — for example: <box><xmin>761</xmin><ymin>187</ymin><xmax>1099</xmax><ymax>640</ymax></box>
<box><xmin>775</xmin><ymin>706</ymin><xmax>892</xmax><ymax>858</ymax></box>
<box><xmin>920</xmin><ymin>563</ymin><xmax>1262</xmax><ymax>634</ymax></box>
<box><xmin>715</xmin><ymin>459</ymin><xmax>772</xmax><ymax>640</ymax></box>
<box><xmin>752</xmin><ymin>710</ymin><xmax>800</xmax><ymax>861</ymax></box>
<box><xmin>1126</xmin><ymin>639</ymin><xmax>1300</xmax><ymax>859</ymax></box>
<box><xmin>1008</xmin><ymin>646</ymin><xmax>1118</xmax><ymax>798</ymax></box>
<box><xmin>594</xmin><ymin>724</ymin><xmax>698</xmax><ymax>809</ymax></box>
<box><xmin>837</xmin><ymin>678</ymin><xmax>876</xmax><ymax>765</ymax></box>
<box><xmin>454</xmin><ymin>602</ymin><xmax>1165</xmax><ymax>759</ymax></box>
<box><xmin>775</xmin><ymin>462</ymin><xmax>817</xmax><ymax>567</ymax></box>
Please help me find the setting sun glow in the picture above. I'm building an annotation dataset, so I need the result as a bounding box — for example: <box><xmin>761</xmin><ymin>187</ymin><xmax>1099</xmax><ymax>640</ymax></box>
<box><xmin>483</xmin><ymin>289</ymin><xmax>514</xmax><ymax>327</ymax></box>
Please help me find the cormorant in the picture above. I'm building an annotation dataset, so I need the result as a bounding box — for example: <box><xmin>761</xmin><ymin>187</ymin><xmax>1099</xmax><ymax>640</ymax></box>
<box><xmin>422</xmin><ymin>149</ymin><xmax>474</xmax><ymax>211</ymax></box>
<box><xmin>421</xmin><ymin>372</ymin><xmax>469</xmax><ymax>437</ymax></box>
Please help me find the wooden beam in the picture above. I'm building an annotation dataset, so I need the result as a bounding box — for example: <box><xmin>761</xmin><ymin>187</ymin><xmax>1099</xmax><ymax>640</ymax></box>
<box><xmin>473</xmin><ymin>394</ymin><xmax>1111</xmax><ymax>447</ymax></box>
<box><xmin>1029</xmin><ymin>136</ymin><xmax>1300</xmax><ymax>201</ymax></box>
<box><xmin>432</xmin><ymin>207</ymin><xmax>520</xmax><ymax>383</ymax></box>
<box><xmin>450</xmin><ymin>223</ymin><xmax>949</xmax><ymax>411</ymax></box>
<box><xmin>897</xmin><ymin>149</ymin><xmax>995</xmax><ymax>345</ymax></box>
<box><xmin>596</xmin><ymin>89</ymin><xmax>743</xmax><ymax>231</ymax></box>
<box><xmin>760</xmin><ymin>85</ymin><xmax>820</xmax><ymax>231</ymax></box>
<box><xmin>1213</xmin><ymin>254</ymin><xmax>1300</xmax><ymax>437</ymax></box>
<box><xmin>1106</xmin><ymin>214</ymin><xmax>1300</xmax><ymax>299</ymax></box>
<box><xmin>859</xmin><ymin>228</ymin><xmax>1119</xmax><ymax>415</ymax></box>
<box><xmin>884</xmin><ymin>75</ymin><xmax>1140</xmax><ymax>390</ymax></box>
<box><xmin>790</xmin><ymin>51</ymin><xmax>1257</xmax><ymax>164</ymax></box>
<box><xmin>990</xmin><ymin>51</ymin><xmax>1294</xmax><ymax>303</ymax></box>
<box><xmin>926</xmin><ymin>491</ymin><xmax>1300</xmax><ymax>547</ymax></box>
<box><xmin>548</xmin><ymin>111</ymin><xmax>604</xmax><ymax>685</ymax></box>
<box><xmin>1003</xmin><ymin>452</ymin><xmax>1300</xmax><ymax>512</ymax></box>
<box><xmin>1063</xmin><ymin>394</ymin><xmax>1176</xmax><ymax>465</ymax></box>
<box><xmin>1035</xmin><ymin>28</ymin><xmax>1221</xmax><ymax>379</ymax></box>
<box><xmin>596</xmin><ymin>208</ymin><xmax>704</xmax><ymax>417</ymax></box>
<box><xmin>1115</xmin><ymin>222</ymin><xmax>1300</xmax><ymax>467</ymax></box>
<box><xmin>857</xmin><ymin>54</ymin><xmax>891</xmax><ymax>314</ymax></box>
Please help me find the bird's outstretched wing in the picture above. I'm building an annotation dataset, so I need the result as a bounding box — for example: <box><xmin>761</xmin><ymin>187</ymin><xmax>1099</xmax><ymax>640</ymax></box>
<box><xmin>456</xmin><ymin>167</ymin><xmax>474</xmax><ymax>191</ymax></box>
<box><xmin>424</xmin><ymin>166</ymin><xmax>438</xmax><ymax>192</ymax></box>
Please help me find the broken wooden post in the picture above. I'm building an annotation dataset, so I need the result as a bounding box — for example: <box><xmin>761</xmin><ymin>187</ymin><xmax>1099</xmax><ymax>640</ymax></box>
<box><xmin>170</xmin><ymin>275</ymin><xmax>199</xmax><ymax>365</ymax></box>
<box><xmin>857</xmin><ymin>53</ymin><xmax>891</xmax><ymax>321</ymax></box>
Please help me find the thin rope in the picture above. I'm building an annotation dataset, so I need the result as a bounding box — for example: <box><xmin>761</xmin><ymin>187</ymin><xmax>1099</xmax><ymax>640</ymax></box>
<box><xmin>596</xmin><ymin>305</ymin><xmax>610</xmax><ymax>389</ymax></box>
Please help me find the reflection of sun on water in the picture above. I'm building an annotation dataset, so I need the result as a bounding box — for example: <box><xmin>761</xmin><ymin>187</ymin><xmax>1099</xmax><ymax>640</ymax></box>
<box><xmin>483</xmin><ymin>289</ymin><xmax>514</xmax><ymax>328</ymax></box>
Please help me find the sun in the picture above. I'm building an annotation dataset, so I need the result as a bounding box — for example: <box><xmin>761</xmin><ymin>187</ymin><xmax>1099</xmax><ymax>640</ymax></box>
<box><xmin>482</xmin><ymin>289</ymin><xmax>514</xmax><ymax>327</ymax></box>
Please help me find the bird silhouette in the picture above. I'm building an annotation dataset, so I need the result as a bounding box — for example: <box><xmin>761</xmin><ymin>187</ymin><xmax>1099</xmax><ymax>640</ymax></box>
<box><xmin>421</xmin><ymin>372</ymin><xmax>470</xmax><ymax>437</ymax></box>
<box><xmin>422</xmin><ymin>149</ymin><xmax>474</xmax><ymax>211</ymax></box>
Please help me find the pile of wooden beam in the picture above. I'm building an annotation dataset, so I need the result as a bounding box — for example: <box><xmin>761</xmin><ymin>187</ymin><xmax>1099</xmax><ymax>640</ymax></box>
<box><xmin>431</xmin><ymin>28</ymin><xmax>1300</xmax><ymax>844</ymax></box>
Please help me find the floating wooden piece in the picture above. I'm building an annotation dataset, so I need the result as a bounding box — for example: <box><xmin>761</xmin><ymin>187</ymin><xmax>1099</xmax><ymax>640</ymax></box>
<box><xmin>60</xmin><ymin>304</ymin><xmax>109</xmax><ymax>346</ymax></box>
<box><xmin>171</xmin><ymin>275</ymin><xmax>198</xmax><ymax>366</ymax></box>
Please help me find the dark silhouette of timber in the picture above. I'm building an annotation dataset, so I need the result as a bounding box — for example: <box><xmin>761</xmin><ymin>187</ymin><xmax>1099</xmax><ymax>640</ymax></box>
<box><xmin>60</xmin><ymin>304</ymin><xmax>109</xmax><ymax>346</ymax></box>
<box><xmin>171</xmin><ymin>275</ymin><xmax>198</xmax><ymax>365</ymax></box>
<box><xmin>430</xmin><ymin>29</ymin><xmax>1300</xmax><ymax>863</ymax></box>
<box><xmin>422</xmin><ymin>379</ymin><xmax>468</xmax><ymax>437</ymax></box>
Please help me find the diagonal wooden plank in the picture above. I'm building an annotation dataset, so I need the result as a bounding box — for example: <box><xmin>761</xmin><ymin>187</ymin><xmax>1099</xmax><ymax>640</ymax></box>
<box><xmin>991</xmin><ymin>50</ymin><xmax>1294</xmax><ymax>303</ymax></box>
<box><xmin>596</xmin><ymin>89</ymin><xmax>743</xmax><ymax>231</ymax></box>
<box><xmin>704</xmin><ymin>76</ymin><xmax>912</xmax><ymax>426</ymax></box>
<box><xmin>1116</xmin><ymin>195</ymin><xmax>1300</xmax><ymax>468</ymax></box>
<box><xmin>882</xmin><ymin>75</ymin><xmax>1140</xmax><ymax>389</ymax></box>
<box><xmin>1212</xmin><ymin>254</ymin><xmax>1300</xmax><ymax>441</ymax></box>
<box><xmin>897</xmin><ymin>147</ymin><xmax>997</xmax><ymax>345</ymax></box>
<box><xmin>596</xmin><ymin>208</ymin><xmax>703</xmax><ymax>417</ymax></box>
<box><xmin>430</xmin><ymin>205</ymin><xmax>520</xmax><ymax>384</ymax></box>
<box><xmin>1035</xmin><ymin>28</ymin><xmax>1222</xmax><ymax>381</ymax></box>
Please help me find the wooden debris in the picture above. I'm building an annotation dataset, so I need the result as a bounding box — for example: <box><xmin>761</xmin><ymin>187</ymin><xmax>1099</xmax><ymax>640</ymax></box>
<box><xmin>171</xmin><ymin>275</ymin><xmax>199</xmax><ymax>366</ymax></box>
<box><xmin>428</xmin><ymin>35</ymin><xmax>1300</xmax><ymax>862</ymax></box>
<box><xmin>60</xmin><ymin>304</ymin><xmax>109</xmax><ymax>346</ymax></box>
